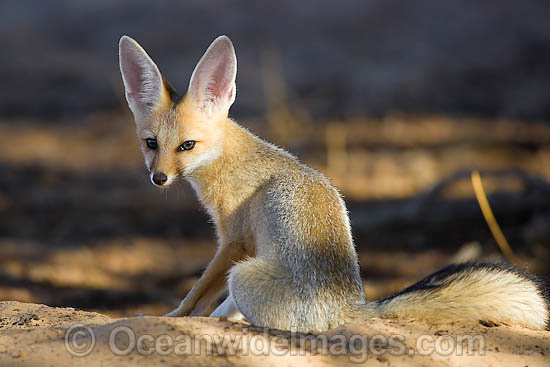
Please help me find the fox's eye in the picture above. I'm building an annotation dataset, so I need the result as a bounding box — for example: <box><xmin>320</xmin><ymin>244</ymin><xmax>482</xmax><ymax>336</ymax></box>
<box><xmin>178</xmin><ymin>140</ymin><xmax>196</xmax><ymax>152</ymax></box>
<box><xmin>145</xmin><ymin>138</ymin><xmax>157</xmax><ymax>150</ymax></box>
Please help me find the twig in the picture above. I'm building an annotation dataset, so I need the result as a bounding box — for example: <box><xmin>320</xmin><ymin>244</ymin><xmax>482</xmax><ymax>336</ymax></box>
<box><xmin>471</xmin><ymin>170</ymin><xmax>519</xmax><ymax>264</ymax></box>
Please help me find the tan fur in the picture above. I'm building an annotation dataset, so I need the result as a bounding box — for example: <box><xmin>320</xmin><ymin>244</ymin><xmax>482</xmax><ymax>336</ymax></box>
<box><xmin>119</xmin><ymin>35</ymin><xmax>549</xmax><ymax>333</ymax></box>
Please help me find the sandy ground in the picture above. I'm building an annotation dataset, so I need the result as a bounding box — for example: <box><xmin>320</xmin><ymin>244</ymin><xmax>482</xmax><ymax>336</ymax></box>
<box><xmin>0</xmin><ymin>301</ymin><xmax>548</xmax><ymax>367</ymax></box>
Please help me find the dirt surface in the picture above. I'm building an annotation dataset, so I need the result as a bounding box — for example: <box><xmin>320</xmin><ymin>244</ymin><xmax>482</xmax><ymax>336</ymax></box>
<box><xmin>0</xmin><ymin>301</ymin><xmax>548</xmax><ymax>367</ymax></box>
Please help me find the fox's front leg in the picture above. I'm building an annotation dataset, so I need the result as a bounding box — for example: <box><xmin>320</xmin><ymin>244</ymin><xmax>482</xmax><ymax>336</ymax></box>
<box><xmin>164</xmin><ymin>243</ymin><xmax>246</xmax><ymax>317</ymax></box>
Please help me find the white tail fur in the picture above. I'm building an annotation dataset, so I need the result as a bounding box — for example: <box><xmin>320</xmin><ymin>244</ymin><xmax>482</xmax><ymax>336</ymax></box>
<box><xmin>362</xmin><ymin>262</ymin><xmax>549</xmax><ymax>330</ymax></box>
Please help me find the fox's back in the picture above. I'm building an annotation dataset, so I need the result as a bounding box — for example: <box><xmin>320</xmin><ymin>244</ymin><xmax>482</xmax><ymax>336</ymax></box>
<box><xmin>251</xmin><ymin>158</ymin><xmax>356</xmax><ymax>262</ymax></box>
<box><xmin>219</xmin><ymin>124</ymin><xmax>353</xmax><ymax>253</ymax></box>
<box><xmin>232</xmin><ymin>129</ymin><xmax>365</xmax><ymax>300</ymax></box>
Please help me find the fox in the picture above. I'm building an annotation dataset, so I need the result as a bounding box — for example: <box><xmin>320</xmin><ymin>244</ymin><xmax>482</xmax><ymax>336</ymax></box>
<box><xmin>118</xmin><ymin>35</ymin><xmax>549</xmax><ymax>333</ymax></box>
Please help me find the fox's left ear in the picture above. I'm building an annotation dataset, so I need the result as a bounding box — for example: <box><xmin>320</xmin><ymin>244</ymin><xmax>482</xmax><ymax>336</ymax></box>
<box><xmin>188</xmin><ymin>35</ymin><xmax>237</xmax><ymax>118</ymax></box>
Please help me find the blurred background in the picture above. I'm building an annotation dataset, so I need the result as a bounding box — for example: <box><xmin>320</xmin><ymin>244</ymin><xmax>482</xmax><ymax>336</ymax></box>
<box><xmin>0</xmin><ymin>0</ymin><xmax>548</xmax><ymax>316</ymax></box>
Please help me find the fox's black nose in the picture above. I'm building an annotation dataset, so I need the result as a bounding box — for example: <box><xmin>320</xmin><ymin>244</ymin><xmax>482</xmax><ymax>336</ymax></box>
<box><xmin>152</xmin><ymin>172</ymin><xmax>168</xmax><ymax>186</ymax></box>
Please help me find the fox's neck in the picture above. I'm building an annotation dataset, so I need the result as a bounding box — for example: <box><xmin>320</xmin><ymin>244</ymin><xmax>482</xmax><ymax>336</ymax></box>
<box><xmin>186</xmin><ymin>119</ymin><xmax>287</xmax><ymax>241</ymax></box>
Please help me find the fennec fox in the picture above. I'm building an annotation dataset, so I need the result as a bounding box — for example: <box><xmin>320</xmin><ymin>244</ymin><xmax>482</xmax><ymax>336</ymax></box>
<box><xmin>119</xmin><ymin>35</ymin><xmax>549</xmax><ymax>332</ymax></box>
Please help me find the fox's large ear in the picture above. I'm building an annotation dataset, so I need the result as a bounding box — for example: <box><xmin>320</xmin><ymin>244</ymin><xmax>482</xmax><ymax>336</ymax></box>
<box><xmin>188</xmin><ymin>35</ymin><xmax>237</xmax><ymax>118</ymax></box>
<box><xmin>119</xmin><ymin>36</ymin><xmax>166</xmax><ymax>121</ymax></box>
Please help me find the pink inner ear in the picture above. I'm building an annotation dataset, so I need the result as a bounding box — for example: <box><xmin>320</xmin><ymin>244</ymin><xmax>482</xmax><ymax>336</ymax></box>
<box><xmin>189</xmin><ymin>38</ymin><xmax>236</xmax><ymax>112</ymax></box>
<box><xmin>121</xmin><ymin>47</ymin><xmax>140</xmax><ymax>92</ymax></box>
<box><xmin>120</xmin><ymin>39</ymin><xmax>163</xmax><ymax>117</ymax></box>
<box><xmin>122</xmin><ymin>55</ymin><xmax>142</xmax><ymax>98</ymax></box>
<box><xmin>206</xmin><ymin>54</ymin><xmax>234</xmax><ymax>101</ymax></box>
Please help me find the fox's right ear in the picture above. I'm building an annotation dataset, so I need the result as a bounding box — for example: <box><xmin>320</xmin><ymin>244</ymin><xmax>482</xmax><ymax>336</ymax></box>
<box><xmin>119</xmin><ymin>36</ymin><xmax>166</xmax><ymax>121</ymax></box>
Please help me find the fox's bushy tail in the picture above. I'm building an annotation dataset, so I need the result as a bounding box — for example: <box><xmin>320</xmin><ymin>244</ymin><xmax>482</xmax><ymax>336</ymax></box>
<box><xmin>360</xmin><ymin>262</ymin><xmax>549</xmax><ymax>330</ymax></box>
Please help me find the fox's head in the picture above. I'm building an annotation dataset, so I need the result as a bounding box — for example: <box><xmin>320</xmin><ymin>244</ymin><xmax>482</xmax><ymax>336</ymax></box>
<box><xmin>119</xmin><ymin>35</ymin><xmax>237</xmax><ymax>187</ymax></box>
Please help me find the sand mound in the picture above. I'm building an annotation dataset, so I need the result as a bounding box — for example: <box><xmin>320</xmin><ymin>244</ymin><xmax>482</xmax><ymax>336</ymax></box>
<box><xmin>0</xmin><ymin>301</ymin><xmax>548</xmax><ymax>366</ymax></box>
